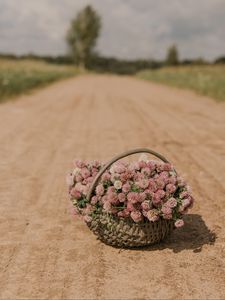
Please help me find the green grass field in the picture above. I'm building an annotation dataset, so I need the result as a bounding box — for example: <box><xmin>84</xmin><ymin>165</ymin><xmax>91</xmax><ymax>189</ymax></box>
<box><xmin>0</xmin><ymin>59</ymin><xmax>79</xmax><ymax>102</ymax></box>
<box><xmin>137</xmin><ymin>65</ymin><xmax>225</xmax><ymax>101</ymax></box>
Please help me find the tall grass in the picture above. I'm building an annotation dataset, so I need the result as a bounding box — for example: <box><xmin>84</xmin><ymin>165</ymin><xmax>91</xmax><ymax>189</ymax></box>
<box><xmin>137</xmin><ymin>65</ymin><xmax>225</xmax><ymax>101</ymax></box>
<box><xmin>0</xmin><ymin>59</ymin><xmax>79</xmax><ymax>102</ymax></box>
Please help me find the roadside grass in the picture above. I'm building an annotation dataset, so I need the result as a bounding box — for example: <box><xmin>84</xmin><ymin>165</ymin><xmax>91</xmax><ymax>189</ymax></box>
<box><xmin>137</xmin><ymin>65</ymin><xmax>225</xmax><ymax>101</ymax></box>
<box><xmin>0</xmin><ymin>58</ymin><xmax>79</xmax><ymax>102</ymax></box>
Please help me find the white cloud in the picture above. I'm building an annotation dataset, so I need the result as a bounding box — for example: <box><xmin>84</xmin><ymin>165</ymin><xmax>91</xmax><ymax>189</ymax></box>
<box><xmin>0</xmin><ymin>0</ymin><xmax>225</xmax><ymax>60</ymax></box>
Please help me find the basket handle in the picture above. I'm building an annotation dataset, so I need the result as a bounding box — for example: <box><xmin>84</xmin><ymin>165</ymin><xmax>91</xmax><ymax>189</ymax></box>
<box><xmin>87</xmin><ymin>148</ymin><xmax>171</xmax><ymax>202</ymax></box>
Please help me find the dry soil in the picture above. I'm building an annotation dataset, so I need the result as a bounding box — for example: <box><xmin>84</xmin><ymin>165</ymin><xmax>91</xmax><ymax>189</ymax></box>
<box><xmin>0</xmin><ymin>75</ymin><xmax>225</xmax><ymax>299</ymax></box>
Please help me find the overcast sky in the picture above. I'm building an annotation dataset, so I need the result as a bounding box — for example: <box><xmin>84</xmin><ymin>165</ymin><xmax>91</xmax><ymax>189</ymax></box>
<box><xmin>0</xmin><ymin>0</ymin><xmax>225</xmax><ymax>60</ymax></box>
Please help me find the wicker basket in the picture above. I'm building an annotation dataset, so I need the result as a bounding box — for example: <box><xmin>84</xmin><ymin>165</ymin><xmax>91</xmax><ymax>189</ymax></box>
<box><xmin>86</xmin><ymin>148</ymin><xmax>176</xmax><ymax>248</ymax></box>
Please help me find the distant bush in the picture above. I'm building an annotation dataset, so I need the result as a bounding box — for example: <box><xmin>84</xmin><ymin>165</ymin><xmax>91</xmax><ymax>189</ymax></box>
<box><xmin>181</xmin><ymin>58</ymin><xmax>208</xmax><ymax>65</ymax></box>
<box><xmin>214</xmin><ymin>56</ymin><xmax>225</xmax><ymax>64</ymax></box>
<box><xmin>87</xmin><ymin>55</ymin><xmax>162</xmax><ymax>74</ymax></box>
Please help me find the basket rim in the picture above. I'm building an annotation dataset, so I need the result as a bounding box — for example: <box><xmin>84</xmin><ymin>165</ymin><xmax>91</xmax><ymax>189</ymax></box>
<box><xmin>89</xmin><ymin>211</ymin><xmax>175</xmax><ymax>226</ymax></box>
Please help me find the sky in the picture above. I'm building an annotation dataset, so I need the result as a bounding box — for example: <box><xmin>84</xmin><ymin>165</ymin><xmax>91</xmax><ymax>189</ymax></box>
<box><xmin>0</xmin><ymin>0</ymin><xmax>225</xmax><ymax>60</ymax></box>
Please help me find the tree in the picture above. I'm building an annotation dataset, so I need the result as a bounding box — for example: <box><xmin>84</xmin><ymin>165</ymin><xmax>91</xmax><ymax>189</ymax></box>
<box><xmin>166</xmin><ymin>44</ymin><xmax>179</xmax><ymax>66</ymax></box>
<box><xmin>214</xmin><ymin>56</ymin><xmax>225</xmax><ymax>64</ymax></box>
<box><xmin>66</xmin><ymin>5</ymin><xmax>101</xmax><ymax>69</ymax></box>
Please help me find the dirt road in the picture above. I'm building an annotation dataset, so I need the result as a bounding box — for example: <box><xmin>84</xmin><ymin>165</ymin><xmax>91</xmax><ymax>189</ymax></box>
<box><xmin>0</xmin><ymin>75</ymin><xmax>224</xmax><ymax>299</ymax></box>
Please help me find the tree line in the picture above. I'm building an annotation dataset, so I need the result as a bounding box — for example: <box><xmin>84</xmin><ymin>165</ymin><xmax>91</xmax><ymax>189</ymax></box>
<box><xmin>65</xmin><ymin>5</ymin><xmax>225</xmax><ymax>72</ymax></box>
<box><xmin>1</xmin><ymin>5</ymin><xmax>225</xmax><ymax>74</ymax></box>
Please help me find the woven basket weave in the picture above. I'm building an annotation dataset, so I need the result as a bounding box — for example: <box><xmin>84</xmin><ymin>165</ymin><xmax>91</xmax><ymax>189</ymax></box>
<box><xmin>86</xmin><ymin>148</ymin><xmax>176</xmax><ymax>248</ymax></box>
<box><xmin>87</xmin><ymin>213</ymin><xmax>174</xmax><ymax>248</ymax></box>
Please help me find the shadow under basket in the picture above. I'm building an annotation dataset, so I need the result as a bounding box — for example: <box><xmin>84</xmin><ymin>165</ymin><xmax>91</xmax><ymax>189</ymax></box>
<box><xmin>87</xmin><ymin>214</ymin><xmax>175</xmax><ymax>248</ymax></box>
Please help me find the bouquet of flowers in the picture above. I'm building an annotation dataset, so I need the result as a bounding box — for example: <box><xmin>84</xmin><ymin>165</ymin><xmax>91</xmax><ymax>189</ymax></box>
<box><xmin>66</xmin><ymin>149</ymin><xmax>194</xmax><ymax>247</ymax></box>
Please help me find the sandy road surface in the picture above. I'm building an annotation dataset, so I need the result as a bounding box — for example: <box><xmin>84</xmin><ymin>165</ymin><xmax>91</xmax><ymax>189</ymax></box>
<box><xmin>0</xmin><ymin>75</ymin><xmax>225</xmax><ymax>299</ymax></box>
